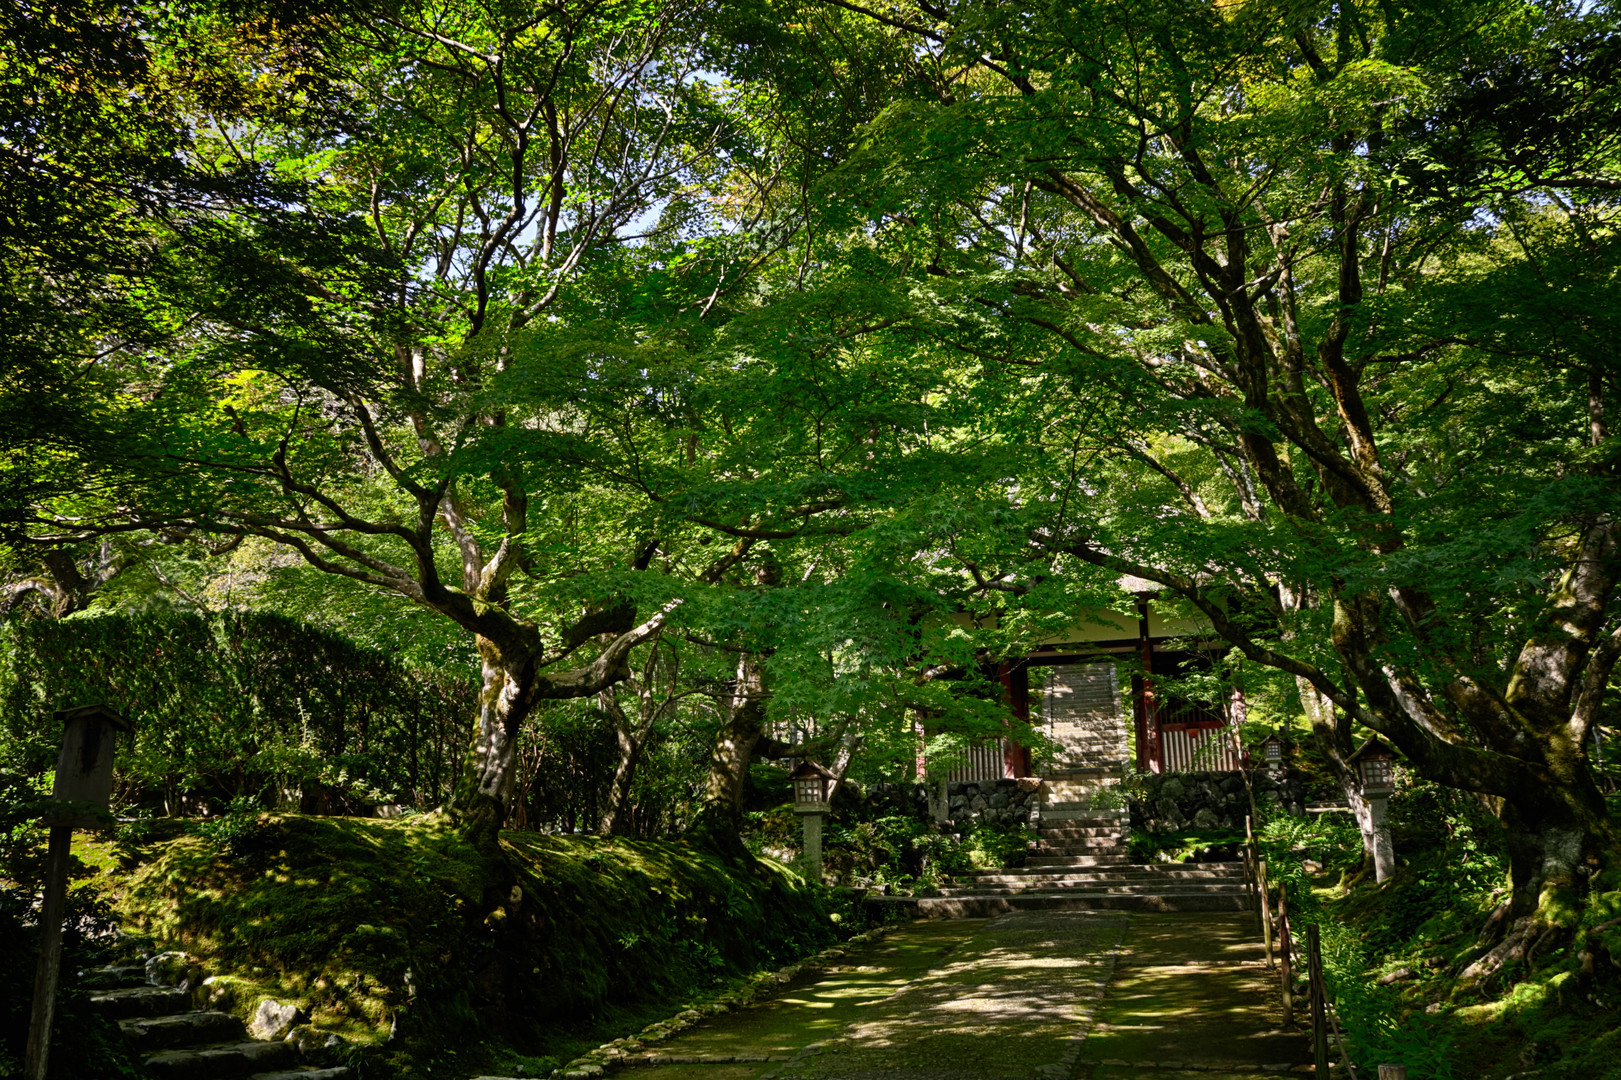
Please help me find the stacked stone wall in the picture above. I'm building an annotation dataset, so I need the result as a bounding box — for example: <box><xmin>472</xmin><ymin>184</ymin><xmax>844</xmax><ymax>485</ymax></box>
<box><xmin>1043</xmin><ymin>661</ymin><xmax>1126</xmax><ymax>769</ymax></box>
<box><xmin>864</xmin><ymin>779</ymin><xmax>1039</xmax><ymax>828</ymax></box>
<box><xmin>1129</xmin><ymin>770</ymin><xmax>1306</xmax><ymax>832</ymax></box>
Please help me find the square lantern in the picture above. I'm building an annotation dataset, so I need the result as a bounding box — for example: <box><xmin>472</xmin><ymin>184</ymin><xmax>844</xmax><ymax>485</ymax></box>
<box><xmin>48</xmin><ymin>704</ymin><xmax>132</xmax><ymax>828</ymax></box>
<box><xmin>1347</xmin><ymin>737</ymin><xmax>1398</xmax><ymax>796</ymax></box>
<box><xmin>1257</xmin><ymin>732</ymin><xmax>1287</xmax><ymax>773</ymax></box>
<box><xmin>790</xmin><ymin>759</ymin><xmax>835</xmax><ymax>813</ymax></box>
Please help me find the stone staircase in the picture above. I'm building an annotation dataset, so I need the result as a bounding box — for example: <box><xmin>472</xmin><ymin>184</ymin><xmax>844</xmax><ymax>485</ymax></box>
<box><xmin>86</xmin><ymin>958</ymin><xmax>349</xmax><ymax>1080</ymax></box>
<box><xmin>881</xmin><ymin>799</ymin><xmax>1251</xmax><ymax>918</ymax></box>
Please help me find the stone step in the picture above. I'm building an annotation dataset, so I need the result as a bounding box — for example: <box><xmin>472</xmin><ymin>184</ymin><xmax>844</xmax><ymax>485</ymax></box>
<box><xmin>83</xmin><ymin>965</ymin><xmax>149</xmax><ymax>990</ymax></box>
<box><xmin>1031</xmin><ymin>837</ymin><xmax>1126</xmax><ymax>850</ymax></box>
<box><xmin>940</xmin><ymin>882</ymin><xmax>1248</xmax><ymax>898</ymax></box>
<box><xmin>90</xmin><ymin>986</ymin><xmax>191</xmax><ymax>1019</ymax></box>
<box><xmin>145</xmin><ymin>1039</ymin><xmax>300</xmax><ymax>1080</ymax></box>
<box><xmin>1043</xmin><ymin>799</ymin><xmax>1124</xmax><ymax>810</ymax></box>
<box><xmin>1026</xmin><ymin>854</ymin><xmax>1134</xmax><ymax>867</ymax></box>
<box><xmin>1034</xmin><ymin>825</ymin><xmax>1120</xmax><ymax>837</ymax></box>
<box><xmin>965</xmin><ymin>867</ymin><xmax>1245</xmax><ymax>885</ymax></box>
<box><xmin>1037</xmin><ymin>808</ymin><xmax>1127</xmax><ymax>823</ymax></box>
<box><xmin>121</xmin><ymin>1011</ymin><xmax>246</xmax><ymax>1050</ymax></box>
<box><xmin>249</xmin><ymin>1070</ymin><xmax>351</xmax><ymax>1080</ymax></box>
<box><xmin>869</xmin><ymin>891</ymin><xmax>1252</xmax><ymax>918</ymax></box>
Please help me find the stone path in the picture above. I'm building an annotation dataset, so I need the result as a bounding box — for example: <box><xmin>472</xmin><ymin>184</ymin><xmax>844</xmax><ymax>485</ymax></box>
<box><xmin>573</xmin><ymin>911</ymin><xmax>1307</xmax><ymax>1080</ymax></box>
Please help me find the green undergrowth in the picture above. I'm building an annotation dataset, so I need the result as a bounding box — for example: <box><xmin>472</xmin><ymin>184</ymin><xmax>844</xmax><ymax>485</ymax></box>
<box><xmin>748</xmin><ymin>803</ymin><xmax>1031</xmax><ymax>893</ymax></box>
<box><xmin>102</xmin><ymin>813</ymin><xmax>850</xmax><ymax>1079</ymax></box>
<box><xmin>1126</xmin><ymin>828</ymin><xmax>1245</xmax><ymax>864</ymax></box>
<box><xmin>1258</xmin><ymin>785</ymin><xmax>1621</xmax><ymax>1080</ymax></box>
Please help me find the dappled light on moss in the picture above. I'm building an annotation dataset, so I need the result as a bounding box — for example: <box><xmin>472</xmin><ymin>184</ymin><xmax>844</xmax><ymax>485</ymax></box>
<box><xmin>99</xmin><ymin>813</ymin><xmax>847</xmax><ymax>1078</ymax></box>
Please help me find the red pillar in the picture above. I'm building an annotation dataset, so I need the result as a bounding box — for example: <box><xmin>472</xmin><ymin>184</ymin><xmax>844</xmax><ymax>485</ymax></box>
<box><xmin>999</xmin><ymin>662</ymin><xmax>1033</xmax><ymax>778</ymax></box>
<box><xmin>1136</xmin><ymin>596</ymin><xmax>1160</xmax><ymax>774</ymax></box>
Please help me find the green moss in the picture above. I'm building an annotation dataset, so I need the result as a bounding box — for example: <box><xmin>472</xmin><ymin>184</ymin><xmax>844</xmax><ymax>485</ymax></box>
<box><xmin>103</xmin><ymin>813</ymin><xmax>844</xmax><ymax>1079</ymax></box>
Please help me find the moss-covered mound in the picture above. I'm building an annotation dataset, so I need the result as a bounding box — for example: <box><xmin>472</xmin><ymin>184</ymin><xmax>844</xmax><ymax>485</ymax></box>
<box><xmin>109</xmin><ymin>813</ymin><xmax>840</xmax><ymax>1078</ymax></box>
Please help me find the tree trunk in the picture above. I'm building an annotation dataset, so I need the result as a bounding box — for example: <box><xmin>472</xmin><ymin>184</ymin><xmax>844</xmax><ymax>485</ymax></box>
<box><xmin>598</xmin><ymin>725</ymin><xmax>642</xmax><ymax>837</ymax></box>
<box><xmin>1296</xmin><ymin>676</ymin><xmax>1377</xmax><ymax>875</ymax></box>
<box><xmin>598</xmin><ymin>689</ymin><xmax>650</xmax><ymax>838</ymax></box>
<box><xmin>690</xmin><ymin>653</ymin><xmax>766</xmax><ymax>853</ymax></box>
<box><xmin>447</xmin><ymin>637</ymin><xmax>537</xmax><ymax>841</ymax></box>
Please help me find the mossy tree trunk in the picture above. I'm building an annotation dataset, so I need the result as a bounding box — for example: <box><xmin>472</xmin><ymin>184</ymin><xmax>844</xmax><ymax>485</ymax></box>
<box><xmin>691</xmin><ymin>652</ymin><xmax>769</xmax><ymax>850</ymax></box>
<box><xmin>446</xmin><ymin>601</ymin><xmax>679</xmax><ymax>839</ymax></box>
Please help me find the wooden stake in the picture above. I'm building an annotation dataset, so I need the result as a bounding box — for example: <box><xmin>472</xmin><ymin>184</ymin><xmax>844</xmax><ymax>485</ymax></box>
<box><xmin>25</xmin><ymin>825</ymin><xmax>73</xmax><ymax>1080</ymax></box>
<box><xmin>1258</xmin><ymin>860</ymin><xmax>1274</xmax><ymax>968</ymax></box>
<box><xmin>1278</xmin><ymin>882</ymin><xmax>1294</xmax><ymax>1026</ymax></box>
<box><xmin>1307</xmin><ymin>924</ymin><xmax>1330</xmax><ymax>1079</ymax></box>
<box><xmin>1377</xmin><ymin>1067</ymin><xmax>1408</xmax><ymax>1080</ymax></box>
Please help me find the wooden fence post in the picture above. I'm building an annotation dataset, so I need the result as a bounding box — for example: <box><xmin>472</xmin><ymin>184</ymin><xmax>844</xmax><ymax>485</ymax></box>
<box><xmin>24</xmin><ymin>824</ymin><xmax>73</xmax><ymax>1080</ymax></box>
<box><xmin>1278</xmin><ymin>881</ymin><xmax>1293</xmax><ymax>1027</ymax></box>
<box><xmin>1258</xmin><ymin>860</ymin><xmax>1274</xmax><ymax>968</ymax></box>
<box><xmin>1306</xmin><ymin>924</ymin><xmax>1330</xmax><ymax>1079</ymax></box>
<box><xmin>1377</xmin><ymin>1067</ymin><xmax>1407</xmax><ymax>1079</ymax></box>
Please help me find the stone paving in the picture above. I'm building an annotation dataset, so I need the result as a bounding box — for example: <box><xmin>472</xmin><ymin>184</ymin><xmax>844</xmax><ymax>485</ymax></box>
<box><xmin>549</xmin><ymin>910</ymin><xmax>1308</xmax><ymax>1080</ymax></box>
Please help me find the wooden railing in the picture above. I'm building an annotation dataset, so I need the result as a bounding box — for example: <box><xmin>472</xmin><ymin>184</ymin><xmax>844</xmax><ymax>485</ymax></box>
<box><xmin>1244</xmin><ymin>818</ymin><xmax>1377</xmax><ymax>1080</ymax></box>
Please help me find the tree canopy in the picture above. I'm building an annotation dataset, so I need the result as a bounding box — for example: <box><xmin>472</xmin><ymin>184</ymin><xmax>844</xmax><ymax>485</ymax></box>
<box><xmin>3</xmin><ymin>0</ymin><xmax>1619</xmax><ymax>929</ymax></box>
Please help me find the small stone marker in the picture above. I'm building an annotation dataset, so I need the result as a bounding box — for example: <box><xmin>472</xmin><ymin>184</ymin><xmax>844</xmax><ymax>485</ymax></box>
<box><xmin>1377</xmin><ymin>1067</ymin><xmax>1408</xmax><ymax>1080</ymax></box>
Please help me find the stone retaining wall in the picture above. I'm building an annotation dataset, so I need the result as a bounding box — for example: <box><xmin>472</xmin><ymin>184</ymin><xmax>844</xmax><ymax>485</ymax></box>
<box><xmin>1129</xmin><ymin>770</ymin><xmax>1305</xmax><ymax>832</ymax></box>
<box><xmin>865</xmin><ymin>778</ymin><xmax>1040</xmax><ymax>828</ymax></box>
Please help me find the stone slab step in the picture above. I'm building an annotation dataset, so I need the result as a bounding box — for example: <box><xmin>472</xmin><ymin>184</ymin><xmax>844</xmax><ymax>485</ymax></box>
<box><xmin>90</xmin><ymin>986</ymin><xmax>191</xmax><ymax>1018</ymax></box>
<box><xmin>84</xmin><ymin>965</ymin><xmax>149</xmax><ymax>990</ymax></box>
<box><xmin>1026</xmin><ymin>854</ymin><xmax>1133</xmax><ymax>867</ymax></box>
<box><xmin>1043</xmin><ymin>799</ymin><xmax>1125</xmax><ymax>809</ymax></box>
<box><xmin>1032</xmin><ymin>832</ymin><xmax>1124</xmax><ymax>845</ymax></box>
<box><xmin>1034</xmin><ymin>825</ymin><xmax>1120</xmax><ymax>837</ymax></box>
<box><xmin>121</xmin><ymin>1011</ymin><xmax>246</xmax><ymax>1050</ymax></box>
<box><xmin>1031</xmin><ymin>842</ymin><xmax>1127</xmax><ymax>855</ymax></box>
<box><xmin>965</xmin><ymin>868</ymin><xmax>1246</xmax><ymax>885</ymax></box>
<box><xmin>949</xmin><ymin>868</ymin><xmax>1247</xmax><ymax>883</ymax></box>
<box><xmin>867</xmin><ymin>891</ymin><xmax>1252</xmax><ymax>918</ymax></box>
<box><xmin>249</xmin><ymin>1069</ymin><xmax>351</xmax><ymax>1080</ymax></box>
<box><xmin>940</xmin><ymin>882</ymin><xmax>1248</xmax><ymax>897</ymax></box>
<box><xmin>1038</xmin><ymin>808</ymin><xmax>1127</xmax><ymax>823</ymax></box>
<box><xmin>146</xmin><ymin>1040</ymin><xmax>299</xmax><ymax>1080</ymax></box>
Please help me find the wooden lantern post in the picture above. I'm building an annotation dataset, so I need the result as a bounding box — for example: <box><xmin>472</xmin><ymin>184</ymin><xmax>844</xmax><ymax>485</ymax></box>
<box><xmin>1347</xmin><ymin>737</ymin><xmax>1398</xmax><ymax>883</ymax></box>
<box><xmin>26</xmin><ymin>704</ymin><xmax>132</xmax><ymax>1080</ymax></box>
<box><xmin>790</xmin><ymin>759</ymin><xmax>835</xmax><ymax>883</ymax></box>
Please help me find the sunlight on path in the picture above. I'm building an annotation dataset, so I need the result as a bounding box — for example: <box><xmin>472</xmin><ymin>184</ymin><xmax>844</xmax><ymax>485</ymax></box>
<box><xmin>1075</xmin><ymin>913</ymin><xmax>1307</xmax><ymax>1080</ymax></box>
<box><xmin>608</xmin><ymin>911</ymin><xmax>1307</xmax><ymax>1080</ymax></box>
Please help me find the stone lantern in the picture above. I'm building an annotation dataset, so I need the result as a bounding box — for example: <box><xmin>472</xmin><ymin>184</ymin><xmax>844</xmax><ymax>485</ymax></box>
<box><xmin>1347</xmin><ymin>737</ymin><xmax>1399</xmax><ymax>882</ymax></box>
<box><xmin>790</xmin><ymin>759</ymin><xmax>835</xmax><ymax>881</ymax></box>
